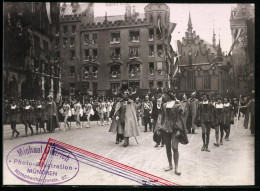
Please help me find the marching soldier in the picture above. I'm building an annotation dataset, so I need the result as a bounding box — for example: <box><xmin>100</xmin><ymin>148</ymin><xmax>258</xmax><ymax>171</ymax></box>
<box><xmin>198</xmin><ymin>93</ymin><xmax>214</xmax><ymax>152</ymax></box>
<box><xmin>8</xmin><ymin>99</ymin><xmax>20</xmax><ymax>139</ymax></box>
<box><xmin>35</xmin><ymin>100</ymin><xmax>46</xmax><ymax>134</ymax></box>
<box><xmin>222</xmin><ymin>96</ymin><xmax>234</xmax><ymax>142</ymax></box>
<box><xmin>22</xmin><ymin>100</ymin><xmax>35</xmax><ymax>137</ymax></box>
<box><xmin>141</xmin><ymin>95</ymin><xmax>153</xmax><ymax>132</ymax></box>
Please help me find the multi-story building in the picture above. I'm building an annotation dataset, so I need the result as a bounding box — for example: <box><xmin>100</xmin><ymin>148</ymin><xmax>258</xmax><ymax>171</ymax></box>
<box><xmin>4</xmin><ymin>2</ymin><xmax>61</xmax><ymax>99</ymax></box>
<box><xmin>229</xmin><ymin>4</ymin><xmax>255</xmax><ymax>95</ymax></box>
<box><xmin>175</xmin><ymin>12</ymin><xmax>233</xmax><ymax>96</ymax></box>
<box><xmin>59</xmin><ymin>3</ymin><xmax>175</xmax><ymax>97</ymax></box>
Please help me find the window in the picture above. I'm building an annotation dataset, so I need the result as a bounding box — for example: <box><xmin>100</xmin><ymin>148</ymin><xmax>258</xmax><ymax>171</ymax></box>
<box><xmin>56</xmin><ymin>51</ymin><xmax>60</xmax><ymax>59</ymax></box>
<box><xmin>129</xmin><ymin>64</ymin><xmax>140</xmax><ymax>77</ymax></box>
<box><xmin>70</xmin><ymin>83</ymin><xmax>75</xmax><ymax>95</ymax></box>
<box><xmin>92</xmin><ymin>66</ymin><xmax>98</xmax><ymax>78</ymax></box>
<box><xmin>43</xmin><ymin>41</ymin><xmax>49</xmax><ymax>51</ymax></box>
<box><xmin>157</xmin><ymin>14</ymin><xmax>161</xmax><ymax>22</ymax></box>
<box><xmin>129</xmin><ymin>81</ymin><xmax>139</xmax><ymax>90</ymax></box>
<box><xmin>83</xmin><ymin>66</ymin><xmax>90</xmax><ymax>79</ymax></box>
<box><xmin>82</xmin><ymin>82</ymin><xmax>89</xmax><ymax>91</ymax></box>
<box><xmin>203</xmin><ymin>72</ymin><xmax>211</xmax><ymax>90</ymax></box>
<box><xmin>63</xmin><ymin>38</ymin><xmax>68</xmax><ymax>48</ymax></box>
<box><xmin>149</xmin><ymin>14</ymin><xmax>153</xmax><ymax>23</ymax></box>
<box><xmin>156</xmin><ymin>28</ymin><xmax>162</xmax><ymax>40</ymax></box>
<box><xmin>157</xmin><ymin>62</ymin><xmax>163</xmax><ymax>75</ymax></box>
<box><xmin>55</xmin><ymin>25</ymin><xmax>59</xmax><ymax>36</ymax></box>
<box><xmin>70</xmin><ymin>38</ymin><xmax>75</xmax><ymax>47</ymax></box>
<box><xmin>157</xmin><ymin>81</ymin><xmax>163</xmax><ymax>88</ymax></box>
<box><xmin>84</xmin><ymin>34</ymin><xmax>89</xmax><ymax>45</ymax></box>
<box><xmin>157</xmin><ymin>45</ymin><xmax>163</xmax><ymax>57</ymax></box>
<box><xmin>149</xmin><ymin>80</ymin><xmax>154</xmax><ymax>89</ymax></box>
<box><xmin>84</xmin><ymin>49</ymin><xmax>89</xmax><ymax>57</ymax></box>
<box><xmin>149</xmin><ymin>62</ymin><xmax>154</xmax><ymax>75</ymax></box>
<box><xmin>93</xmin><ymin>33</ymin><xmax>97</xmax><ymax>44</ymax></box>
<box><xmin>63</xmin><ymin>25</ymin><xmax>68</xmax><ymax>35</ymax></box>
<box><xmin>110</xmin><ymin>47</ymin><xmax>120</xmax><ymax>59</ymax></box>
<box><xmin>72</xmin><ymin>25</ymin><xmax>76</xmax><ymax>34</ymax></box>
<box><xmin>55</xmin><ymin>38</ymin><xmax>59</xmax><ymax>48</ymax></box>
<box><xmin>69</xmin><ymin>66</ymin><xmax>75</xmax><ymax>78</ymax></box>
<box><xmin>129</xmin><ymin>31</ymin><xmax>140</xmax><ymax>42</ymax></box>
<box><xmin>93</xmin><ymin>82</ymin><xmax>98</xmax><ymax>90</ymax></box>
<box><xmin>187</xmin><ymin>71</ymin><xmax>195</xmax><ymax>90</ymax></box>
<box><xmin>111</xmin><ymin>83</ymin><xmax>120</xmax><ymax>93</ymax></box>
<box><xmin>149</xmin><ymin>28</ymin><xmax>154</xmax><ymax>40</ymax></box>
<box><xmin>70</xmin><ymin>50</ymin><xmax>75</xmax><ymax>59</ymax></box>
<box><xmin>110</xmin><ymin>32</ymin><xmax>120</xmax><ymax>43</ymax></box>
<box><xmin>110</xmin><ymin>65</ymin><xmax>121</xmax><ymax>78</ymax></box>
<box><xmin>149</xmin><ymin>45</ymin><xmax>154</xmax><ymax>56</ymax></box>
<box><xmin>93</xmin><ymin>49</ymin><xmax>97</xmax><ymax>57</ymax></box>
<box><xmin>129</xmin><ymin>47</ymin><xmax>140</xmax><ymax>58</ymax></box>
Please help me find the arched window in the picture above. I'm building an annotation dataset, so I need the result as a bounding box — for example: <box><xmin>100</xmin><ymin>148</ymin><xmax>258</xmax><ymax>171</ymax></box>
<box><xmin>203</xmin><ymin>71</ymin><xmax>211</xmax><ymax>90</ymax></box>
<box><xmin>187</xmin><ymin>71</ymin><xmax>195</xmax><ymax>90</ymax></box>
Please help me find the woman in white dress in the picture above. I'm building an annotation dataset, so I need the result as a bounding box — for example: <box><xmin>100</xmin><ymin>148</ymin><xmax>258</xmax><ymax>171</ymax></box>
<box><xmin>61</xmin><ymin>99</ymin><xmax>71</xmax><ymax>130</ymax></box>
<box><xmin>84</xmin><ymin>99</ymin><xmax>94</xmax><ymax>128</ymax></box>
<box><xmin>74</xmin><ymin>100</ymin><xmax>83</xmax><ymax>129</ymax></box>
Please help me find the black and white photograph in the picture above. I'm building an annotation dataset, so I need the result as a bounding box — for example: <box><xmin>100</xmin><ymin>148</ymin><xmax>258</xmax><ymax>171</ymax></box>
<box><xmin>3</xmin><ymin>2</ymin><xmax>255</xmax><ymax>186</ymax></box>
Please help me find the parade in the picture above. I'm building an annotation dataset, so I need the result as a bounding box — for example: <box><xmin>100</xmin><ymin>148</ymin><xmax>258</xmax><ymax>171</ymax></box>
<box><xmin>3</xmin><ymin>2</ymin><xmax>255</xmax><ymax>186</ymax></box>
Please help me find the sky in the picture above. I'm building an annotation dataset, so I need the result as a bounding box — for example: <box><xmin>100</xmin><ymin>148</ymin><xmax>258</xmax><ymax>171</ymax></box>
<box><xmin>94</xmin><ymin>3</ymin><xmax>237</xmax><ymax>53</ymax></box>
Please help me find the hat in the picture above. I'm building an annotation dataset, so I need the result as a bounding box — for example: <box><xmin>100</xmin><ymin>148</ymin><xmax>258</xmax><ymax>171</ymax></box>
<box><xmin>191</xmin><ymin>91</ymin><xmax>196</xmax><ymax>96</ymax></box>
<box><xmin>156</xmin><ymin>87</ymin><xmax>163</xmax><ymax>94</ymax></box>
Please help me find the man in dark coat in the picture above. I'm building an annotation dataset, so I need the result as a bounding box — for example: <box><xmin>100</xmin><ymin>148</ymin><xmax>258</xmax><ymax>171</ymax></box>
<box><xmin>152</xmin><ymin>88</ymin><xmax>164</xmax><ymax>147</ymax></box>
<box><xmin>35</xmin><ymin>100</ymin><xmax>46</xmax><ymax>134</ymax></box>
<box><xmin>186</xmin><ymin>91</ymin><xmax>199</xmax><ymax>134</ymax></box>
<box><xmin>45</xmin><ymin>95</ymin><xmax>60</xmax><ymax>133</ymax></box>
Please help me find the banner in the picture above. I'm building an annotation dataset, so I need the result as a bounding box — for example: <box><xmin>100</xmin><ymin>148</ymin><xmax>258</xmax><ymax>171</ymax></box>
<box><xmin>46</xmin><ymin>2</ymin><xmax>51</xmax><ymax>24</ymax></box>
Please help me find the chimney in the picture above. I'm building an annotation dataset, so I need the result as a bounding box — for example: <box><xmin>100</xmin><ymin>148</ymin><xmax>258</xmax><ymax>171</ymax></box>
<box><xmin>126</xmin><ymin>5</ymin><xmax>131</xmax><ymax>19</ymax></box>
<box><xmin>132</xmin><ymin>6</ymin><xmax>136</xmax><ymax>17</ymax></box>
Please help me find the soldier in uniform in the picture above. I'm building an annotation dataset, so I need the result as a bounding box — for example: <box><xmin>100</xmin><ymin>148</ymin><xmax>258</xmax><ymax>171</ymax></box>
<box><xmin>45</xmin><ymin>95</ymin><xmax>60</xmax><ymax>132</ymax></box>
<box><xmin>198</xmin><ymin>93</ymin><xmax>214</xmax><ymax>152</ymax></box>
<box><xmin>213</xmin><ymin>96</ymin><xmax>224</xmax><ymax>147</ymax></box>
<box><xmin>160</xmin><ymin>89</ymin><xmax>188</xmax><ymax>175</ymax></box>
<box><xmin>35</xmin><ymin>100</ymin><xmax>46</xmax><ymax>134</ymax></box>
<box><xmin>222</xmin><ymin>96</ymin><xmax>234</xmax><ymax>142</ymax></box>
<box><xmin>186</xmin><ymin>91</ymin><xmax>199</xmax><ymax>134</ymax></box>
<box><xmin>8</xmin><ymin>99</ymin><xmax>20</xmax><ymax>139</ymax></box>
<box><xmin>114</xmin><ymin>89</ymin><xmax>140</xmax><ymax>147</ymax></box>
<box><xmin>141</xmin><ymin>95</ymin><xmax>153</xmax><ymax>132</ymax></box>
<box><xmin>22</xmin><ymin>100</ymin><xmax>35</xmax><ymax>136</ymax></box>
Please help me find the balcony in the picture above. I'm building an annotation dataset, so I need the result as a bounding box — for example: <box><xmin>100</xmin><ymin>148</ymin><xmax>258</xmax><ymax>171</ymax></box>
<box><xmin>110</xmin><ymin>71</ymin><xmax>121</xmax><ymax>79</ymax></box>
<box><xmin>69</xmin><ymin>56</ymin><xmax>75</xmax><ymax>60</ymax></box>
<box><xmin>149</xmin><ymin>69</ymin><xmax>154</xmax><ymax>76</ymax></box>
<box><xmin>84</xmin><ymin>56</ymin><xmax>97</xmax><ymax>62</ymax></box>
<box><xmin>70</xmin><ymin>43</ymin><xmax>75</xmax><ymax>48</ymax></box>
<box><xmin>63</xmin><ymin>43</ymin><xmax>68</xmax><ymax>48</ymax></box>
<box><xmin>92</xmin><ymin>71</ymin><xmax>98</xmax><ymax>79</ymax></box>
<box><xmin>148</xmin><ymin>35</ymin><xmax>154</xmax><ymax>41</ymax></box>
<box><xmin>63</xmin><ymin>31</ymin><xmax>68</xmax><ymax>36</ymax></box>
<box><xmin>157</xmin><ymin>50</ymin><xmax>164</xmax><ymax>57</ymax></box>
<box><xmin>55</xmin><ymin>31</ymin><xmax>59</xmax><ymax>37</ymax></box>
<box><xmin>110</xmin><ymin>38</ymin><xmax>120</xmax><ymax>44</ymax></box>
<box><xmin>83</xmin><ymin>71</ymin><xmax>90</xmax><ymax>79</ymax></box>
<box><xmin>129</xmin><ymin>36</ymin><xmax>140</xmax><ymax>43</ymax></box>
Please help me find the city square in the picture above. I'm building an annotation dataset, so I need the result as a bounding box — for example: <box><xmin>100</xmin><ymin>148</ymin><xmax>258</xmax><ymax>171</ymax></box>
<box><xmin>3</xmin><ymin>2</ymin><xmax>255</xmax><ymax>186</ymax></box>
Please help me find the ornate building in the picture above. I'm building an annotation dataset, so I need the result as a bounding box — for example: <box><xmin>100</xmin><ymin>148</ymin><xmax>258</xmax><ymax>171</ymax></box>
<box><xmin>176</xmin><ymin>12</ymin><xmax>232</xmax><ymax>96</ymax></box>
<box><xmin>4</xmin><ymin>2</ymin><xmax>61</xmax><ymax>99</ymax></box>
<box><xmin>229</xmin><ymin>4</ymin><xmax>255</xmax><ymax>95</ymax></box>
<box><xmin>58</xmin><ymin>3</ymin><xmax>175</xmax><ymax>97</ymax></box>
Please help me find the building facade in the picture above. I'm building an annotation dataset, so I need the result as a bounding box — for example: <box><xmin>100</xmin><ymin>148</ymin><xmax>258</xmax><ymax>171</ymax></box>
<box><xmin>175</xmin><ymin>12</ymin><xmax>232</xmax><ymax>96</ymax></box>
<box><xmin>4</xmin><ymin>2</ymin><xmax>61</xmax><ymax>99</ymax></box>
<box><xmin>58</xmin><ymin>3</ymin><xmax>175</xmax><ymax>97</ymax></box>
<box><xmin>229</xmin><ymin>4</ymin><xmax>255</xmax><ymax>95</ymax></box>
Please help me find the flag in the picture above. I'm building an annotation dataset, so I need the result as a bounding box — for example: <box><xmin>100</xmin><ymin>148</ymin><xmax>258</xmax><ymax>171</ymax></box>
<box><xmin>171</xmin><ymin>57</ymin><xmax>179</xmax><ymax>79</ymax></box>
<box><xmin>46</xmin><ymin>2</ymin><xmax>51</xmax><ymax>24</ymax></box>
<box><xmin>82</xmin><ymin>3</ymin><xmax>94</xmax><ymax>16</ymax></box>
<box><xmin>158</xmin><ymin>18</ymin><xmax>162</xmax><ymax>34</ymax></box>
<box><xmin>167</xmin><ymin>22</ymin><xmax>177</xmax><ymax>44</ymax></box>
<box><xmin>228</xmin><ymin>28</ymin><xmax>242</xmax><ymax>54</ymax></box>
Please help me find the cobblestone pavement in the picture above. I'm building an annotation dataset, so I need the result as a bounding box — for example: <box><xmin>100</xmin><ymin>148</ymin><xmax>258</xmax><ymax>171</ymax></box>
<box><xmin>3</xmin><ymin>117</ymin><xmax>254</xmax><ymax>186</ymax></box>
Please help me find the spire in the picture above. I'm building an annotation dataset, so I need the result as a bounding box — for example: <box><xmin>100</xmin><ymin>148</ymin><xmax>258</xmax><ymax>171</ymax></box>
<box><xmin>212</xmin><ymin>24</ymin><xmax>216</xmax><ymax>47</ymax></box>
<box><xmin>217</xmin><ymin>34</ymin><xmax>223</xmax><ymax>57</ymax></box>
<box><xmin>187</xmin><ymin>10</ymin><xmax>193</xmax><ymax>31</ymax></box>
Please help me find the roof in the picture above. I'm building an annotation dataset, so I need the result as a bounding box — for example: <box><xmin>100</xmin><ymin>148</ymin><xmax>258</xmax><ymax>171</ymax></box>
<box><xmin>94</xmin><ymin>13</ymin><xmax>145</xmax><ymax>24</ymax></box>
<box><xmin>61</xmin><ymin>3</ymin><xmax>92</xmax><ymax>16</ymax></box>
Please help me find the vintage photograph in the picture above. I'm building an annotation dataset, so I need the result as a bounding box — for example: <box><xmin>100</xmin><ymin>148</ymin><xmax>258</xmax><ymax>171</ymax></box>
<box><xmin>3</xmin><ymin>2</ymin><xmax>255</xmax><ymax>186</ymax></box>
